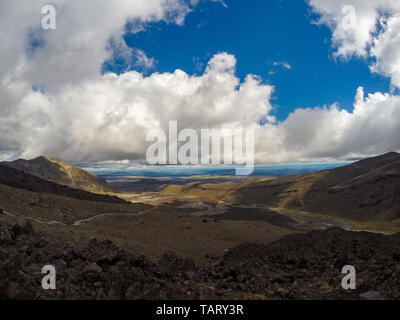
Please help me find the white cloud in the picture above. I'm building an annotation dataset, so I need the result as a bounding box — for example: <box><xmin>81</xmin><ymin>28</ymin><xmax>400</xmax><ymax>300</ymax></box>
<box><xmin>0</xmin><ymin>0</ymin><xmax>194</xmax><ymax>94</ymax></box>
<box><xmin>3</xmin><ymin>53</ymin><xmax>273</xmax><ymax>162</ymax></box>
<box><xmin>308</xmin><ymin>0</ymin><xmax>400</xmax><ymax>89</ymax></box>
<box><xmin>5</xmin><ymin>53</ymin><xmax>400</xmax><ymax>164</ymax></box>
<box><xmin>273</xmin><ymin>61</ymin><xmax>292</xmax><ymax>70</ymax></box>
<box><xmin>134</xmin><ymin>49</ymin><xmax>156</xmax><ymax>70</ymax></box>
<box><xmin>255</xmin><ymin>87</ymin><xmax>400</xmax><ymax>163</ymax></box>
<box><xmin>0</xmin><ymin>0</ymin><xmax>195</xmax><ymax>158</ymax></box>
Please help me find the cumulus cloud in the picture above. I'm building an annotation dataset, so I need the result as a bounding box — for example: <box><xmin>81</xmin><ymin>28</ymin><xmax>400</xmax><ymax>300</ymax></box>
<box><xmin>308</xmin><ymin>0</ymin><xmax>400</xmax><ymax>89</ymax></box>
<box><xmin>255</xmin><ymin>87</ymin><xmax>400</xmax><ymax>163</ymax></box>
<box><xmin>0</xmin><ymin>0</ymin><xmax>196</xmax><ymax>93</ymax></box>
<box><xmin>5</xmin><ymin>54</ymin><xmax>400</xmax><ymax>164</ymax></box>
<box><xmin>0</xmin><ymin>0</ymin><xmax>196</xmax><ymax>159</ymax></box>
<box><xmin>2</xmin><ymin>52</ymin><xmax>273</xmax><ymax>162</ymax></box>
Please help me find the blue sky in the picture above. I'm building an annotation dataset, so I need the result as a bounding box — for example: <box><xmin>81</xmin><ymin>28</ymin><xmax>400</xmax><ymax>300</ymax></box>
<box><xmin>104</xmin><ymin>0</ymin><xmax>391</xmax><ymax>122</ymax></box>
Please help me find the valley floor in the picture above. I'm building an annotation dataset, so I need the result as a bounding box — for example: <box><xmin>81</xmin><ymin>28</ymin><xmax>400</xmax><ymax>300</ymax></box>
<box><xmin>1</xmin><ymin>184</ymin><xmax>400</xmax><ymax>300</ymax></box>
<box><xmin>2</xmin><ymin>153</ymin><xmax>400</xmax><ymax>300</ymax></box>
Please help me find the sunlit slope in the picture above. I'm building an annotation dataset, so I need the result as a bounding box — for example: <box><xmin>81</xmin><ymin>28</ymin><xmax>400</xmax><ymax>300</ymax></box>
<box><xmin>3</xmin><ymin>156</ymin><xmax>112</xmax><ymax>194</ymax></box>
<box><xmin>0</xmin><ymin>163</ymin><xmax>147</xmax><ymax>224</ymax></box>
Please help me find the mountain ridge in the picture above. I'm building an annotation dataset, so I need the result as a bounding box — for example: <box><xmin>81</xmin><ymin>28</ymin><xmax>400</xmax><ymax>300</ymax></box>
<box><xmin>0</xmin><ymin>163</ymin><xmax>125</xmax><ymax>204</ymax></box>
<box><xmin>232</xmin><ymin>152</ymin><xmax>400</xmax><ymax>222</ymax></box>
<box><xmin>2</xmin><ymin>156</ymin><xmax>112</xmax><ymax>194</ymax></box>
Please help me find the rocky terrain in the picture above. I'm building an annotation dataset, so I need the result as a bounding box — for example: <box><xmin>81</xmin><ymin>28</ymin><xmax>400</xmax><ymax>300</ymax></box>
<box><xmin>1</xmin><ymin>221</ymin><xmax>399</xmax><ymax>300</ymax></box>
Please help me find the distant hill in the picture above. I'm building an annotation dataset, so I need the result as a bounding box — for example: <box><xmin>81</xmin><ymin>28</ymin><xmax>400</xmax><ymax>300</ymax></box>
<box><xmin>2</xmin><ymin>156</ymin><xmax>112</xmax><ymax>194</ymax></box>
<box><xmin>299</xmin><ymin>152</ymin><xmax>400</xmax><ymax>221</ymax></box>
<box><xmin>0</xmin><ymin>163</ymin><xmax>150</xmax><ymax>225</ymax></box>
<box><xmin>231</xmin><ymin>152</ymin><xmax>400</xmax><ymax>222</ymax></box>
<box><xmin>164</xmin><ymin>152</ymin><xmax>400</xmax><ymax>224</ymax></box>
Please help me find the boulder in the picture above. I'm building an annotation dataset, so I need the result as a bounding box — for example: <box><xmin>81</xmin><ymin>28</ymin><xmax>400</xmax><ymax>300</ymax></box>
<box><xmin>360</xmin><ymin>290</ymin><xmax>385</xmax><ymax>300</ymax></box>
<box><xmin>54</xmin><ymin>259</ymin><xmax>68</xmax><ymax>272</ymax></box>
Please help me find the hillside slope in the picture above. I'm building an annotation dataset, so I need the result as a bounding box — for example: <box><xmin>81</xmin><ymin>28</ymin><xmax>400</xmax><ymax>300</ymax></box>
<box><xmin>0</xmin><ymin>164</ymin><xmax>149</xmax><ymax>224</ymax></box>
<box><xmin>231</xmin><ymin>152</ymin><xmax>400</xmax><ymax>222</ymax></box>
<box><xmin>2</xmin><ymin>157</ymin><xmax>111</xmax><ymax>194</ymax></box>
<box><xmin>0</xmin><ymin>164</ymin><xmax>122</xmax><ymax>204</ymax></box>
<box><xmin>161</xmin><ymin>152</ymin><xmax>400</xmax><ymax>224</ymax></box>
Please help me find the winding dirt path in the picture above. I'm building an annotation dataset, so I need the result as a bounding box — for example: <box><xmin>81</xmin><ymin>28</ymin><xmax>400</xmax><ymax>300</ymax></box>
<box><xmin>3</xmin><ymin>207</ymin><xmax>156</xmax><ymax>227</ymax></box>
<box><xmin>72</xmin><ymin>207</ymin><xmax>155</xmax><ymax>226</ymax></box>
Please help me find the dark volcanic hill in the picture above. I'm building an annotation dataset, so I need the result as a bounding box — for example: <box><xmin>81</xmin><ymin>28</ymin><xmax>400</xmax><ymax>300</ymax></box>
<box><xmin>2</xmin><ymin>156</ymin><xmax>111</xmax><ymax>194</ymax></box>
<box><xmin>300</xmin><ymin>152</ymin><xmax>400</xmax><ymax>221</ymax></box>
<box><xmin>227</xmin><ymin>152</ymin><xmax>400</xmax><ymax>222</ymax></box>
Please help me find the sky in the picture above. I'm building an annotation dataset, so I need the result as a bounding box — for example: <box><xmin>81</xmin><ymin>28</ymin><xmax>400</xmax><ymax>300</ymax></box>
<box><xmin>1</xmin><ymin>0</ymin><xmax>400</xmax><ymax>165</ymax></box>
<box><xmin>107</xmin><ymin>0</ymin><xmax>393</xmax><ymax>121</ymax></box>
